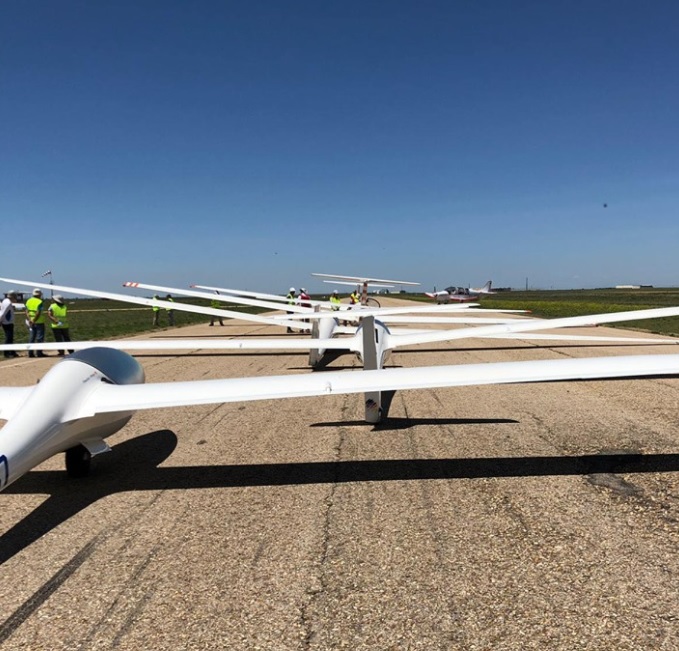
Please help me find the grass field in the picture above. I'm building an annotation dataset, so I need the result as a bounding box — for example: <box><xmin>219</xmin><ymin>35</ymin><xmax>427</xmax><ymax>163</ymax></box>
<box><xmin>8</xmin><ymin>288</ymin><xmax>679</xmax><ymax>344</ymax></box>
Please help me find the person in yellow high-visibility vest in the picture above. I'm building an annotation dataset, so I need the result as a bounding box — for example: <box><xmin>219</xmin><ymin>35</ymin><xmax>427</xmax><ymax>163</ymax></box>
<box><xmin>209</xmin><ymin>296</ymin><xmax>224</xmax><ymax>326</ymax></box>
<box><xmin>47</xmin><ymin>295</ymin><xmax>74</xmax><ymax>356</ymax></box>
<box><xmin>330</xmin><ymin>290</ymin><xmax>342</xmax><ymax>311</ymax></box>
<box><xmin>165</xmin><ymin>294</ymin><xmax>175</xmax><ymax>326</ymax></box>
<box><xmin>25</xmin><ymin>288</ymin><xmax>47</xmax><ymax>358</ymax></box>
<box><xmin>285</xmin><ymin>287</ymin><xmax>296</xmax><ymax>333</ymax></box>
<box><xmin>152</xmin><ymin>295</ymin><xmax>160</xmax><ymax>326</ymax></box>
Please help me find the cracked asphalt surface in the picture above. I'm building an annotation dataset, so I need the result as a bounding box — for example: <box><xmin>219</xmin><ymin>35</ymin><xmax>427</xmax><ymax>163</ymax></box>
<box><xmin>1</xmin><ymin>299</ymin><xmax>679</xmax><ymax>650</ymax></box>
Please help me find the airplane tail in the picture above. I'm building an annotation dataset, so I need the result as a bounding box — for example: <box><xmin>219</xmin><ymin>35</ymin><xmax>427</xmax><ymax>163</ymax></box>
<box><xmin>472</xmin><ymin>281</ymin><xmax>494</xmax><ymax>294</ymax></box>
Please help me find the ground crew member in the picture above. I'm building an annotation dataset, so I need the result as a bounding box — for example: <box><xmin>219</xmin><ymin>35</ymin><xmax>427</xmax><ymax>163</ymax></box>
<box><xmin>298</xmin><ymin>288</ymin><xmax>311</xmax><ymax>324</ymax></box>
<box><xmin>152</xmin><ymin>295</ymin><xmax>160</xmax><ymax>326</ymax></box>
<box><xmin>330</xmin><ymin>290</ymin><xmax>341</xmax><ymax>311</ymax></box>
<box><xmin>286</xmin><ymin>287</ymin><xmax>296</xmax><ymax>333</ymax></box>
<box><xmin>298</xmin><ymin>288</ymin><xmax>311</xmax><ymax>308</ymax></box>
<box><xmin>165</xmin><ymin>294</ymin><xmax>175</xmax><ymax>326</ymax></box>
<box><xmin>0</xmin><ymin>290</ymin><xmax>18</xmax><ymax>358</ymax></box>
<box><xmin>25</xmin><ymin>288</ymin><xmax>47</xmax><ymax>358</ymax></box>
<box><xmin>209</xmin><ymin>296</ymin><xmax>224</xmax><ymax>326</ymax></box>
<box><xmin>345</xmin><ymin>288</ymin><xmax>361</xmax><ymax>326</ymax></box>
<box><xmin>47</xmin><ymin>294</ymin><xmax>74</xmax><ymax>356</ymax></box>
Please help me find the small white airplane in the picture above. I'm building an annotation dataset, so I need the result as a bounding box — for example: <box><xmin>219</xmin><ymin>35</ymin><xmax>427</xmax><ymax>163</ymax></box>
<box><xmin>426</xmin><ymin>281</ymin><xmax>495</xmax><ymax>304</ymax></box>
<box><xmin>2</xmin><ymin>344</ymin><xmax>679</xmax><ymax>493</ymax></box>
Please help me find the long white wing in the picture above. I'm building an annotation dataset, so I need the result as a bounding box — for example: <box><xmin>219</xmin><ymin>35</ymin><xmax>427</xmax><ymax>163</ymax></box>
<box><xmin>390</xmin><ymin>306</ymin><xmax>679</xmax><ymax>349</ymax></box>
<box><xmin>0</xmin><ymin>276</ymin><xmax>309</xmax><ymax>331</ymax></box>
<box><xmin>311</xmin><ymin>272</ymin><xmax>421</xmax><ymax>286</ymax></box>
<box><xmin>486</xmin><ymin>333</ymin><xmax>677</xmax><ymax>343</ymax></box>
<box><xmin>1</xmin><ymin>331</ymin><xmax>674</xmax><ymax>355</ymax></box>
<box><xmin>322</xmin><ymin>280</ymin><xmax>396</xmax><ymax>289</ymax></box>
<box><xmin>377</xmin><ymin>316</ymin><xmax>526</xmax><ymax>325</ymax></box>
<box><xmin>123</xmin><ymin>280</ymin><xmax>319</xmax><ymax>315</ymax></box>
<box><xmin>191</xmin><ymin>284</ymin><xmax>294</xmax><ymax>303</ymax></box>
<box><xmin>0</xmin><ymin>336</ymin><xmax>359</xmax><ymax>353</ymax></box>
<box><xmin>80</xmin><ymin>354</ymin><xmax>679</xmax><ymax>416</ymax></box>
<box><xmin>277</xmin><ymin>305</ymin><xmax>535</xmax><ymax>321</ymax></box>
<box><xmin>191</xmin><ymin>284</ymin><xmax>329</xmax><ymax>308</ymax></box>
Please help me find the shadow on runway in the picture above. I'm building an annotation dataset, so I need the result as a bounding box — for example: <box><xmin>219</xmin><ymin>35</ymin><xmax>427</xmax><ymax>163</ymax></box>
<box><xmin>0</xmin><ymin>430</ymin><xmax>178</xmax><ymax>566</ymax></box>
<box><xmin>4</xmin><ymin>426</ymin><xmax>679</xmax><ymax>565</ymax></box>
<box><xmin>311</xmin><ymin>417</ymin><xmax>519</xmax><ymax>430</ymax></box>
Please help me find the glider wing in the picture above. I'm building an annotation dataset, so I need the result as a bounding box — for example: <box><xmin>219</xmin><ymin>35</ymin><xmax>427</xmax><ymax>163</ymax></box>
<box><xmin>80</xmin><ymin>354</ymin><xmax>679</xmax><ymax>416</ymax></box>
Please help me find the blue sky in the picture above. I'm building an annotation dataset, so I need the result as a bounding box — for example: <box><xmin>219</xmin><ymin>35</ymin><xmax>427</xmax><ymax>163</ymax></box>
<box><xmin>2</xmin><ymin>0</ymin><xmax>678</xmax><ymax>294</ymax></box>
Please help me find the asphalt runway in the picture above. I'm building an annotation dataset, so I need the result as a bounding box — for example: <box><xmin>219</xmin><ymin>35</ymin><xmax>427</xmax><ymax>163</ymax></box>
<box><xmin>1</xmin><ymin>299</ymin><xmax>679</xmax><ymax>650</ymax></box>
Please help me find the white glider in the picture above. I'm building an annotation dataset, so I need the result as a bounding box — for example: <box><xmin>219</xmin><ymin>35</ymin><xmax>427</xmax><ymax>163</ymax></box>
<box><xmin>125</xmin><ymin>281</ymin><xmax>328</xmax><ymax>315</ymax></box>
<box><xmin>311</xmin><ymin>272</ymin><xmax>421</xmax><ymax>306</ymax></box>
<box><xmin>125</xmin><ymin>280</ymin><xmax>503</xmax><ymax>320</ymax></box>
<box><xmin>2</xmin><ymin>294</ymin><xmax>678</xmax><ymax>371</ymax></box>
<box><xmin>192</xmin><ymin>284</ymin><xmax>324</xmax><ymax>306</ymax></box>
<box><xmin>311</xmin><ymin>272</ymin><xmax>421</xmax><ymax>287</ymax></box>
<box><xmin>1</xmin><ymin>346</ymin><xmax>678</xmax><ymax>493</ymax></box>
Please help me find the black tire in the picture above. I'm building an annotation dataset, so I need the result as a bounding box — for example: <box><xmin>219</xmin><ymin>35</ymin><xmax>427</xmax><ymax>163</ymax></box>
<box><xmin>65</xmin><ymin>445</ymin><xmax>92</xmax><ymax>478</ymax></box>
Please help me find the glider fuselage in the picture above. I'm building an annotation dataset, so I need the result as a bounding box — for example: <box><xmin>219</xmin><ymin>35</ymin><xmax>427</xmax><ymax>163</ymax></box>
<box><xmin>0</xmin><ymin>349</ymin><xmax>145</xmax><ymax>492</ymax></box>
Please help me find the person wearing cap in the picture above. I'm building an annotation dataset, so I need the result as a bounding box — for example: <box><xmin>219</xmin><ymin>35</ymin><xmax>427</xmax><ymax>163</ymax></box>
<box><xmin>25</xmin><ymin>289</ymin><xmax>47</xmax><ymax>358</ymax></box>
<box><xmin>47</xmin><ymin>295</ymin><xmax>74</xmax><ymax>356</ymax></box>
<box><xmin>0</xmin><ymin>290</ymin><xmax>19</xmax><ymax>358</ymax></box>
<box><xmin>330</xmin><ymin>289</ymin><xmax>342</xmax><ymax>311</ymax></box>
<box><xmin>285</xmin><ymin>287</ymin><xmax>297</xmax><ymax>333</ymax></box>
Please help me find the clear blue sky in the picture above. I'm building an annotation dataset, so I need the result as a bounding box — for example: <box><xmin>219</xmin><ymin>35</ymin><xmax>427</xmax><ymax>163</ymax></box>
<box><xmin>2</xmin><ymin>0</ymin><xmax>678</xmax><ymax>294</ymax></box>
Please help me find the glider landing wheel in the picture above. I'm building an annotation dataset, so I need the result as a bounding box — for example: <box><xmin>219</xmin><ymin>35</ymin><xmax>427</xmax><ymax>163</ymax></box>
<box><xmin>365</xmin><ymin>297</ymin><xmax>381</xmax><ymax>308</ymax></box>
<box><xmin>65</xmin><ymin>445</ymin><xmax>92</xmax><ymax>478</ymax></box>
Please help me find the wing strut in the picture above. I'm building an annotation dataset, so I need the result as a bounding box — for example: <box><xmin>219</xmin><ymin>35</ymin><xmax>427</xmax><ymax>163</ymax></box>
<box><xmin>309</xmin><ymin>304</ymin><xmax>322</xmax><ymax>367</ymax></box>
<box><xmin>361</xmin><ymin>316</ymin><xmax>395</xmax><ymax>423</ymax></box>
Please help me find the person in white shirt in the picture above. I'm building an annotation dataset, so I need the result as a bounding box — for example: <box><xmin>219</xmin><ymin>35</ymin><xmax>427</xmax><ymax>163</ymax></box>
<box><xmin>0</xmin><ymin>290</ymin><xmax>18</xmax><ymax>359</ymax></box>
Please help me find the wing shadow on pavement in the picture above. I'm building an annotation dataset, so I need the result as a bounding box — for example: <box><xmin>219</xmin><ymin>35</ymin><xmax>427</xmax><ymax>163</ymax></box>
<box><xmin>5</xmin><ymin>429</ymin><xmax>679</xmax><ymax>564</ymax></box>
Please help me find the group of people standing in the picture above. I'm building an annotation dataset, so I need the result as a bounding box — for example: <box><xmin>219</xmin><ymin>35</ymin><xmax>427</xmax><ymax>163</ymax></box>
<box><xmin>152</xmin><ymin>294</ymin><xmax>175</xmax><ymax>327</ymax></box>
<box><xmin>1</xmin><ymin>288</ymin><xmax>74</xmax><ymax>359</ymax></box>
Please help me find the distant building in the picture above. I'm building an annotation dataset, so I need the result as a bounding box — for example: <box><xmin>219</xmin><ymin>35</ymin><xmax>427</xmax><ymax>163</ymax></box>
<box><xmin>615</xmin><ymin>285</ymin><xmax>654</xmax><ymax>289</ymax></box>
